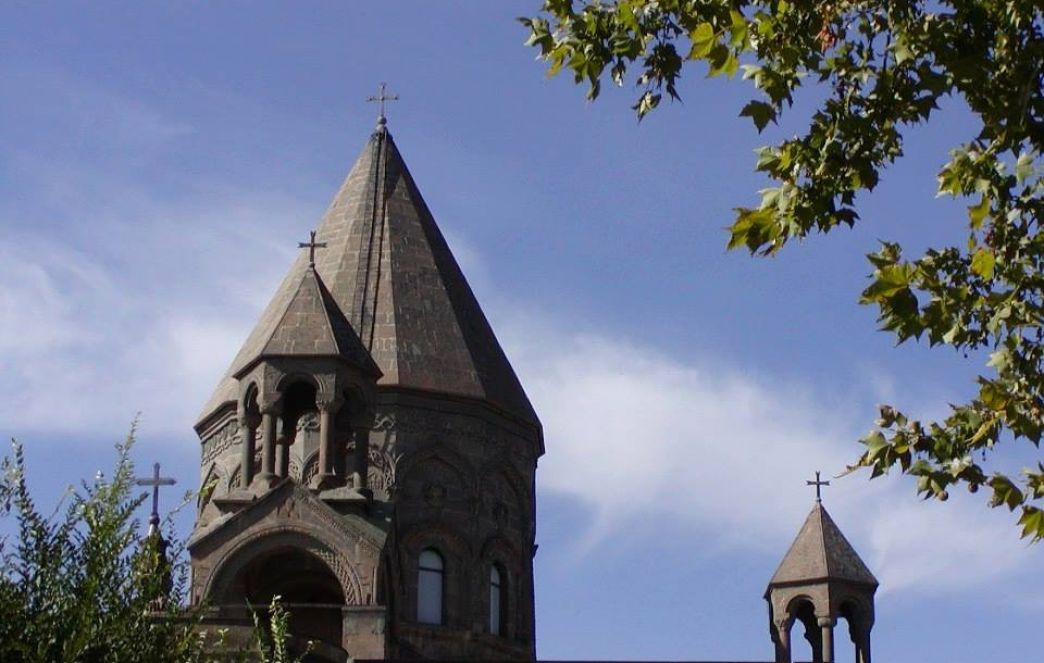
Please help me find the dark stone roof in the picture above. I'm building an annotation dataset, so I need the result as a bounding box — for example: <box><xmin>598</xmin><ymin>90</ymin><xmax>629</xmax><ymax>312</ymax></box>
<box><xmin>768</xmin><ymin>502</ymin><xmax>878</xmax><ymax>588</ymax></box>
<box><xmin>200</xmin><ymin>127</ymin><xmax>539</xmax><ymax>429</ymax></box>
<box><xmin>234</xmin><ymin>265</ymin><xmax>380</xmax><ymax>377</ymax></box>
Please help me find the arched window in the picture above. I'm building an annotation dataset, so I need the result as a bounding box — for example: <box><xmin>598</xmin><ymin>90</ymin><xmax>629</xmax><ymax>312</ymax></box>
<box><xmin>417</xmin><ymin>548</ymin><xmax>444</xmax><ymax>624</ymax></box>
<box><xmin>489</xmin><ymin>565</ymin><xmax>504</xmax><ymax>636</ymax></box>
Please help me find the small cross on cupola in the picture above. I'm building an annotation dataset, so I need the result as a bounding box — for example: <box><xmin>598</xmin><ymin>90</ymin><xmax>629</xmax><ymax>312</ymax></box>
<box><xmin>806</xmin><ymin>470</ymin><xmax>830</xmax><ymax>503</ymax></box>
<box><xmin>298</xmin><ymin>229</ymin><xmax>327</xmax><ymax>267</ymax></box>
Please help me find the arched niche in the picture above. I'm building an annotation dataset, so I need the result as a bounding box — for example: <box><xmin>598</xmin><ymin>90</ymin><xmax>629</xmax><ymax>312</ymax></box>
<box><xmin>207</xmin><ymin>528</ymin><xmax>364</xmax><ymax>650</ymax></box>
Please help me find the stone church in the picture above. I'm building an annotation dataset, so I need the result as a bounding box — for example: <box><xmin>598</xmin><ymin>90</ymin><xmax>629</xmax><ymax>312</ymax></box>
<box><xmin>186</xmin><ymin>108</ymin><xmax>878</xmax><ymax>663</ymax></box>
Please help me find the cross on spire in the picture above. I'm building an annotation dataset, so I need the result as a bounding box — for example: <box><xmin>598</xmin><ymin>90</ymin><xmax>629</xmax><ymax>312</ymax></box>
<box><xmin>807</xmin><ymin>470</ymin><xmax>830</xmax><ymax>503</ymax></box>
<box><xmin>135</xmin><ymin>462</ymin><xmax>176</xmax><ymax>530</ymax></box>
<box><xmin>366</xmin><ymin>82</ymin><xmax>399</xmax><ymax>125</ymax></box>
<box><xmin>298</xmin><ymin>230</ymin><xmax>327</xmax><ymax>267</ymax></box>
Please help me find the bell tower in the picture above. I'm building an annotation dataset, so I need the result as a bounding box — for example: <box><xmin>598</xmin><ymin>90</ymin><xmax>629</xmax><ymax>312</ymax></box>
<box><xmin>189</xmin><ymin>107</ymin><xmax>542</xmax><ymax>661</ymax></box>
<box><xmin>765</xmin><ymin>480</ymin><xmax>877</xmax><ymax>663</ymax></box>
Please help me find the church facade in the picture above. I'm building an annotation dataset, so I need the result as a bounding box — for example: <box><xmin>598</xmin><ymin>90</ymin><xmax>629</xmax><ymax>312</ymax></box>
<box><xmin>187</xmin><ymin>112</ymin><xmax>876</xmax><ymax>663</ymax></box>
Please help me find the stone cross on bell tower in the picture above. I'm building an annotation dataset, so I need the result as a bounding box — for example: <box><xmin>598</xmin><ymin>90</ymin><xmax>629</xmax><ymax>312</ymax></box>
<box><xmin>298</xmin><ymin>230</ymin><xmax>327</xmax><ymax>267</ymax></box>
<box><xmin>366</xmin><ymin>82</ymin><xmax>398</xmax><ymax>121</ymax></box>
<box><xmin>807</xmin><ymin>470</ymin><xmax>830</xmax><ymax>503</ymax></box>
<box><xmin>135</xmin><ymin>462</ymin><xmax>176</xmax><ymax>534</ymax></box>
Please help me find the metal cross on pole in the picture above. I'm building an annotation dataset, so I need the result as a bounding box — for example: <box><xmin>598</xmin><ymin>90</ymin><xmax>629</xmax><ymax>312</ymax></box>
<box><xmin>135</xmin><ymin>462</ymin><xmax>176</xmax><ymax>528</ymax></box>
<box><xmin>806</xmin><ymin>470</ymin><xmax>830</xmax><ymax>503</ymax></box>
<box><xmin>298</xmin><ymin>229</ymin><xmax>327</xmax><ymax>267</ymax></box>
<box><xmin>366</xmin><ymin>81</ymin><xmax>399</xmax><ymax>121</ymax></box>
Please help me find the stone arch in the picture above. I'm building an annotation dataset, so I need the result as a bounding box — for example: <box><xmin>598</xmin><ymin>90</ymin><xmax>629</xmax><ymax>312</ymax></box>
<box><xmin>837</xmin><ymin>594</ymin><xmax>874</xmax><ymax>663</ymax></box>
<box><xmin>784</xmin><ymin>595</ymin><xmax>823</xmax><ymax>663</ymax></box>
<box><xmin>241</xmin><ymin>381</ymin><xmax>260</xmax><ymax>414</ymax></box>
<box><xmin>478</xmin><ymin>534</ymin><xmax>523</xmax><ymax>638</ymax></box>
<box><xmin>399</xmin><ymin>445</ymin><xmax>476</xmax><ymax>489</ymax></box>
<box><xmin>275</xmin><ymin>371</ymin><xmax>321</xmax><ymax>395</ymax></box>
<box><xmin>301</xmin><ymin>449</ymin><xmax>321</xmax><ymax>486</ymax></box>
<box><xmin>479</xmin><ymin>461</ymin><xmax>528</xmax><ymax>528</ymax></box>
<box><xmin>399</xmin><ymin>523</ymin><xmax>473</xmax><ymax>627</ymax></box>
<box><xmin>206</xmin><ymin>525</ymin><xmax>362</xmax><ymax>607</ymax></box>
<box><xmin>399</xmin><ymin>447</ymin><xmax>476</xmax><ymax>508</ymax></box>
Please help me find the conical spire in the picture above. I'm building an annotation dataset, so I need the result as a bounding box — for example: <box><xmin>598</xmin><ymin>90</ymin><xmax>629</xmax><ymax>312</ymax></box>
<box><xmin>768</xmin><ymin>502</ymin><xmax>877</xmax><ymax>588</ymax></box>
<box><xmin>234</xmin><ymin>265</ymin><xmax>380</xmax><ymax>376</ymax></box>
<box><xmin>200</xmin><ymin>126</ymin><xmax>538</xmax><ymax>429</ymax></box>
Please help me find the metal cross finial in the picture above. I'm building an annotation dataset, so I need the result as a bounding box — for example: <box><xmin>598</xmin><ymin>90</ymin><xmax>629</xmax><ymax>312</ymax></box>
<box><xmin>807</xmin><ymin>470</ymin><xmax>830</xmax><ymax>503</ymax></box>
<box><xmin>298</xmin><ymin>230</ymin><xmax>327</xmax><ymax>267</ymax></box>
<box><xmin>135</xmin><ymin>462</ymin><xmax>176</xmax><ymax>527</ymax></box>
<box><xmin>366</xmin><ymin>82</ymin><xmax>399</xmax><ymax>123</ymax></box>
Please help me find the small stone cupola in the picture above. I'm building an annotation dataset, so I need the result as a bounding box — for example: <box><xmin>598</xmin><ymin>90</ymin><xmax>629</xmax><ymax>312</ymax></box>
<box><xmin>231</xmin><ymin>244</ymin><xmax>382</xmax><ymax>496</ymax></box>
<box><xmin>766</xmin><ymin>492</ymin><xmax>878</xmax><ymax>663</ymax></box>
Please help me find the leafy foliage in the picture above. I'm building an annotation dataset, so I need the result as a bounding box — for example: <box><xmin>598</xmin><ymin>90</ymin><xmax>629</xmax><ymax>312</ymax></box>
<box><xmin>251</xmin><ymin>598</ymin><xmax>313</xmax><ymax>663</ymax></box>
<box><xmin>523</xmin><ymin>1</ymin><xmax>1044</xmax><ymax>538</ymax></box>
<box><xmin>0</xmin><ymin>429</ymin><xmax>305</xmax><ymax>662</ymax></box>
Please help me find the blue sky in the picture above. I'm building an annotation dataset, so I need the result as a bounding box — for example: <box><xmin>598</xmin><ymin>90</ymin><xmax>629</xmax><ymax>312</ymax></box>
<box><xmin>2</xmin><ymin>3</ymin><xmax>1042</xmax><ymax>662</ymax></box>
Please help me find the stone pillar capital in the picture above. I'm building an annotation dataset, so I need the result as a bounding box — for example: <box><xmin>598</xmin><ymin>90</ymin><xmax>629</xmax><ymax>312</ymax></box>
<box><xmin>316</xmin><ymin>394</ymin><xmax>344</xmax><ymax>413</ymax></box>
<box><xmin>259</xmin><ymin>398</ymin><xmax>282</xmax><ymax>416</ymax></box>
<box><xmin>817</xmin><ymin>615</ymin><xmax>836</xmax><ymax>628</ymax></box>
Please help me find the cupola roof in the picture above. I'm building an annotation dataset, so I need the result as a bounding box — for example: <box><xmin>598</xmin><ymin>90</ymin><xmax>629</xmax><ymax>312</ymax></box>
<box><xmin>233</xmin><ymin>264</ymin><xmax>380</xmax><ymax>378</ymax></box>
<box><xmin>768</xmin><ymin>502</ymin><xmax>878</xmax><ymax>589</ymax></box>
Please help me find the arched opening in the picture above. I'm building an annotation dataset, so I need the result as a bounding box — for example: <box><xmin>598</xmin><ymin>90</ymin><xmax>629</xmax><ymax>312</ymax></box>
<box><xmin>281</xmin><ymin>380</ymin><xmax>319</xmax><ymax>437</ymax></box>
<box><xmin>222</xmin><ymin>546</ymin><xmax>345</xmax><ymax>650</ymax></box>
<box><xmin>840</xmin><ymin>599</ymin><xmax>871</xmax><ymax>663</ymax></box>
<box><xmin>791</xmin><ymin>599</ymin><xmax>823</xmax><ymax>663</ymax></box>
<box><xmin>417</xmin><ymin>548</ymin><xmax>444</xmax><ymax>625</ymax></box>
<box><xmin>489</xmin><ymin>564</ymin><xmax>505</xmax><ymax>636</ymax></box>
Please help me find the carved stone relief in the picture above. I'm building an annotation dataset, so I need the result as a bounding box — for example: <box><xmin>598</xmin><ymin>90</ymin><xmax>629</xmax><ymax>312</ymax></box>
<box><xmin>201</xmin><ymin>420</ymin><xmax>240</xmax><ymax>466</ymax></box>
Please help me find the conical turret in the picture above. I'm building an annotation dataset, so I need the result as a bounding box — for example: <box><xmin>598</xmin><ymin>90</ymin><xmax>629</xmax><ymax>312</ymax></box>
<box><xmin>766</xmin><ymin>499</ymin><xmax>877</xmax><ymax>663</ymax></box>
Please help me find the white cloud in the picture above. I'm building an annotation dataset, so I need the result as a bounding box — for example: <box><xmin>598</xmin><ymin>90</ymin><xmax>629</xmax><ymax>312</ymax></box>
<box><xmin>0</xmin><ymin>194</ymin><xmax>309</xmax><ymax>437</ymax></box>
<box><xmin>494</xmin><ymin>310</ymin><xmax>1044</xmax><ymax>598</ymax></box>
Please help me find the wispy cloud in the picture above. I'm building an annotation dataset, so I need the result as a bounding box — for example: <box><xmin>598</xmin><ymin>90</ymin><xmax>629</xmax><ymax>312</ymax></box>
<box><xmin>495</xmin><ymin>309</ymin><xmax>1044</xmax><ymax>599</ymax></box>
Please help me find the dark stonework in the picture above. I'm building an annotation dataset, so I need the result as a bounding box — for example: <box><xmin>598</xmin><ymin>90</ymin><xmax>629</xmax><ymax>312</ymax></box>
<box><xmin>189</xmin><ymin>123</ymin><xmax>541</xmax><ymax>662</ymax></box>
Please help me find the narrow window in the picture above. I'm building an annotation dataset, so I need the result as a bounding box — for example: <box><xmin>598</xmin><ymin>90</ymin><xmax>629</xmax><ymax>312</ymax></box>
<box><xmin>417</xmin><ymin>548</ymin><xmax>444</xmax><ymax>624</ymax></box>
<box><xmin>489</xmin><ymin>565</ymin><xmax>503</xmax><ymax>635</ymax></box>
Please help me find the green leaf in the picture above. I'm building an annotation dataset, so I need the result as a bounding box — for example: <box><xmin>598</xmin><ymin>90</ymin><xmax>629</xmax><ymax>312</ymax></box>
<box><xmin>1019</xmin><ymin>506</ymin><xmax>1044</xmax><ymax>540</ymax></box>
<box><xmin>967</xmin><ymin>194</ymin><xmax>989</xmax><ymax>229</ymax></box>
<box><xmin>971</xmin><ymin>249</ymin><xmax>995</xmax><ymax>280</ymax></box>
<box><xmin>988</xmin><ymin>347</ymin><xmax>1011</xmax><ymax>372</ymax></box>
<box><xmin>980</xmin><ymin>381</ymin><xmax>1007</xmax><ymax>411</ymax></box>
<box><xmin>1015</xmin><ymin>152</ymin><xmax>1033</xmax><ymax>183</ymax></box>
<box><xmin>739</xmin><ymin>100</ymin><xmax>776</xmax><ymax>132</ymax></box>
<box><xmin>688</xmin><ymin>23</ymin><xmax>715</xmax><ymax>60</ymax></box>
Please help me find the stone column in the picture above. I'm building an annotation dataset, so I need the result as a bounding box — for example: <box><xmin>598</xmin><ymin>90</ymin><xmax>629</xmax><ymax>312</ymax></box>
<box><xmin>352</xmin><ymin>424</ymin><xmax>371</xmax><ymax>491</ymax></box>
<box><xmin>776</xmin><ymin>622</ymin><xmax>789</xmax><ymax>663</ymax></box>
<box><xmin>314</xmin><ymin>396</ymin><xmax>343</xmax><ymax>489</ymax></box>
<box><xmin>258</xmin><ymin>403</ymin><xmax>280</xmax><ymax>487</ymax></box>
<box><xmin>818</xmin><ymin>617</ymin><xmax>835</xmax><ymax>663</ymax></box>
<box><xmin>275</xmin><ymin>418</ymin><xmax>291</xmax><ymax>478</ymax></box>
<box><xmin>773</xmin><ymin>620</ymin><xmax>792</xmax><ymax>663</ymax></box>
<box><xmin>855</xmin><ymin>625</ymin><xmax>872</xmax><ymax>663</ymax></box>
<box><xmin>239</xmin><ymin>411</ymin><xmax>260</xmax><ymax>488</ymax></box>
